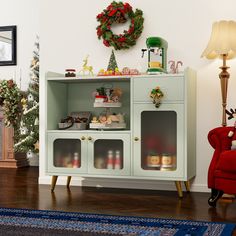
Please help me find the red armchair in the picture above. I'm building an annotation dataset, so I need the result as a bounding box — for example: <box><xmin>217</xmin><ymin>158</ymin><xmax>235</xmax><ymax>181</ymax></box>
<box><xmin>208</xmin><ymin>126</ymin><xmax>236</xmax><ymax>207</ymax></box>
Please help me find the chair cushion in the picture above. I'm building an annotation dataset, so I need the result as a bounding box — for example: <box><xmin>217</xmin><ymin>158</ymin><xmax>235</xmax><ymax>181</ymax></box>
<box><xmin>216</xmin><ymin>150</ymin><xmax>236</xmax><ymax>173</ymax></box>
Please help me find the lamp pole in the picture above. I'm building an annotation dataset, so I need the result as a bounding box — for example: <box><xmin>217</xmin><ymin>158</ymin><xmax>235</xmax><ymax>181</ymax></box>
<box><xmin>219</xmin><ymin>54</ymin><xmax>230</xmax><ymax>127</ymax></box>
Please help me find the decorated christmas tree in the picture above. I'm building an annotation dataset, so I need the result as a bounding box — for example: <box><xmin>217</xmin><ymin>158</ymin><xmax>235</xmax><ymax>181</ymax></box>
<box><xmin>14</xmin><ymin>37</ymin><xmax>39</xmax><ymax>154</ymax></box>
<box><xmin>107</xmin><ymin>50</ymin><xmax>118</xmax><ymax>72</ymax></box>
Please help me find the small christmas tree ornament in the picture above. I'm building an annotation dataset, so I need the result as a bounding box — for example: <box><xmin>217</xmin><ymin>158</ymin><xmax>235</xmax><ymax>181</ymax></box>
<box><xmin>26</xmin><ymin>150</ymin><xmax>34</xmax><ymax>159</ymax></box>
<box><xmin>107</xmin><ymin>50</ymin><xmax>118</xmax><ymax>73</ymax></box>
<box><xmin>27</xmin><ymin>93</ymin><xmax>34</xmax><ymax>102</ymax></box>
<box><xmin>34</xmin><ymin>141</ymin><xmax>39</xmax><ymax>151</ymax></box>
<box><xmin>20</xmin><ymin>126</ymin><xmax>28</xmax><ymax>135</ymax></box>
<box><xmin>34</xmin><ymin>117</ymin><xmax>39</xmax><ymax>125</ymax></box>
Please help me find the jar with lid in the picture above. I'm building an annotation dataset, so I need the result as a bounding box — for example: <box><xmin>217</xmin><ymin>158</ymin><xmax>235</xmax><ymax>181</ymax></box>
<box><xmin>161</xmin><ymin>153</ymin><xmax>174</xmax><ymax>170</ymax></box>
<box><xmin>146</xmin><ymin>151</ymin><xmax>161</xmax><ymax>169</ymax></box>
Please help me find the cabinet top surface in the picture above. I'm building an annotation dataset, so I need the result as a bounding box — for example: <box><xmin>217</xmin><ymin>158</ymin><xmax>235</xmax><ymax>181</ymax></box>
<box><xmin>46</xmin><ymin>72</ymin><xmax>185</xmax><ymax>83</ymax></box>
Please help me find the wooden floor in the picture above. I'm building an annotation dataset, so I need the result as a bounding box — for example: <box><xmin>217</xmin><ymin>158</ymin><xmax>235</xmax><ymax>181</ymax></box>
<box><xmin>0</xmin><ymin>167</ymin><xmax>235</xmax><ymax>233</ymax></box>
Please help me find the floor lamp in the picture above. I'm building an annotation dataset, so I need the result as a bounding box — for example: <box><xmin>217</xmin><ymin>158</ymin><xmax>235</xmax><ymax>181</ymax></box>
<box><xmin>201</xmin><ymin>20</ymin><xmax>236</xmax><ymax>127</ymax></box>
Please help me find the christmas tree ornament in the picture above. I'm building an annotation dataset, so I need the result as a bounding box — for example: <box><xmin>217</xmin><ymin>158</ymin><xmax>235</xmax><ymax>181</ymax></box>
<box><xmin>96</xmin><ymin>1</ymin><xmax>144</xmax><ymax>50</ymax></box>
<box><xmin>142</xmin><ymin>37</ymin><xmax>168</xmax><ymax>74</ymax></box>
<box><xmin>26</xmin><ymin>150</ymin><xmax>34</xmax><ymax>159</ymax></box>
<box><xmin>27</xmin><ymin>93</ymin><xmax>34</xmax><ymax>102</ymax></box>
<box><xmin>20</xmin><ymin>126</ymin><xmax>28</xmax><ymax>135</ymax></box>
<box><xmin>107</xmin><ymin>50</ymin><xmax>118</xmax><ymax>72</ymax></box>
<box><xmin>34</xmin><ymin>141</ymin><xmax>39</xmax><ymax>150</ymax></box>
<box><xmin>34</xmin><ymin>117</ymin><xmax>39</xmax><ymax>125</ymax></box>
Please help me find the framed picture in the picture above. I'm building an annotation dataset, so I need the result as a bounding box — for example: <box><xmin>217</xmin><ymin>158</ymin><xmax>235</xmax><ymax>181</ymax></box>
<box><xmin>0</xmin><ymin>25</ymin><xmax>17</xmax><ymax>66</ymax></box>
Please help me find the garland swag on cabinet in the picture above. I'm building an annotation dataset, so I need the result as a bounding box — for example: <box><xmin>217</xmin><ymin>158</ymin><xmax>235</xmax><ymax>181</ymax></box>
<box><xmin>44</xmin><ymin>68</ymin><xmax>196</xmax><ymax>197</ymax></box>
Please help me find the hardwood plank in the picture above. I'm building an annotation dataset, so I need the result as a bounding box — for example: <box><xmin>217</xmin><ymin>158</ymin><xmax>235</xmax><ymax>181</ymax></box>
<box><xmin>0</xmin><ymin>167</ymin><xmax>235</xmax><ymax>235</ymax></box>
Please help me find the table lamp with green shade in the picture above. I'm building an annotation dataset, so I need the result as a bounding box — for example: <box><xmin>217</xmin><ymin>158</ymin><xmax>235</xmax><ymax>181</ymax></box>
<box><xmin>201</xmin><ymin>20</ymin><xmax>236</xmax><ymax>126</ymax></box>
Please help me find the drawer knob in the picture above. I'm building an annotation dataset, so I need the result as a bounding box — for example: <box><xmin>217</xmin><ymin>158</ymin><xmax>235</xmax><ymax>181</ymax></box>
<box><xmin>88</xmin><ymin>136</ymin><xmax>92</xmax><ymax>141</ymax></box>
<box><xmin>134</xmin><ymin>137</ymin><xmax>139</xmax><ymax>141</ymax></box>
<box><xmin>81</xmin><ymin>136</ymin><xmax>86</xmax><ymax>140</ymax></box>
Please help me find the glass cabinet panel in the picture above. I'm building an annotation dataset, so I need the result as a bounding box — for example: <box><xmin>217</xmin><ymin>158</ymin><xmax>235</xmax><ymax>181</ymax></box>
<box><xmin>53</xmin><ymin>139</ymin><xmax>81</xmax><ymax>168</ymax></box>
<box><xmin>141</xmin><ymin>111</ymin><xmax>177</xmax><ymax>171</ymax></box>
<box><xmin>93</xmin><ymin>139</ymin><xmax>123</xmax><ymax>170</ymax></box>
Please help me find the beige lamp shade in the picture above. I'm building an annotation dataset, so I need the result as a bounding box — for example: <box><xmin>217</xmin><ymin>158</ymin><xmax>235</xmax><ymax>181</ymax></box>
<box><xmin>201</xmin><ymin>20</ymin><xmax>236</xmax><ymax>60</ymax></box>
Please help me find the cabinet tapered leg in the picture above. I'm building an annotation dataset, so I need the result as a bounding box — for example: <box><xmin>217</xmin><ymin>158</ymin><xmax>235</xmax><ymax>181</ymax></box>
<box><xmin>175</xmin><ymin>181</ymin><xmax>183</xmax><ymax>198</ymax></box>
<box><xmin>67</xmin><ymin>176</ymin><xmax>72</xmax><ymax>188</ymax></box>
<box><xmin>51</xmin><ymin>176</ymin><xmax>58</xmax><ymax>192</ymax></box>
<box><xmin>184</xmin><ymin>181</ymin><xmax>191</xmax><ymax>192</ymax></box>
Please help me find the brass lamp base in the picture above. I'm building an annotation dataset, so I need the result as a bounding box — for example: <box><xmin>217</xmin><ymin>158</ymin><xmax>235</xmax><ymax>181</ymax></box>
<box><xmin>219</xmin><ymin>54</ymin><xmax>230</xmax><ymax>127</ymax></box>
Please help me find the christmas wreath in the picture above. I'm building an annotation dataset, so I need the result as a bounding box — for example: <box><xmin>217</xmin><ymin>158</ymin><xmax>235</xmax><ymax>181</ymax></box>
<box><xmin>96</xmin><ymin>1</ymin><xmax>144</xmax><ymax>50</ymax></box>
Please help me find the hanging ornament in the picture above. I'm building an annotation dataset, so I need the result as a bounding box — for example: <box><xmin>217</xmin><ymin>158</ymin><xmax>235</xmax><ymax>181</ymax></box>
<box><xmin>27</xmin><ymin>93</ymin><xmax>34</xmax><ymax>102</ymax></box>
<box><xmin>20</xmin><ymin>126</ymin><xmax>28</xmax><ymax>135</ymax></box>
<box><xmin>27</xmin><ymin>150</ymin><xmax>34</xmax><ymax>159</ymax></box>
<box><xmin>150</xmin><ymin>86</ymin><xmax>164</xmax><ymax>108</ymax></box>
<box><xmin>34</xmin><ymin>141</ymin><xmax>39</xmax><ymax>150</ymax></box>
<box><xmin>34</xmin><ymin>117</ymin><xmax>39</xmax><ymax>125</ymax></box>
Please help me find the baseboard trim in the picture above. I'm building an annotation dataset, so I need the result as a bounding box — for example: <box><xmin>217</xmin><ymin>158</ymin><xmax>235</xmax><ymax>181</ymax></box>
<box><xmin>39</xmin><ymin>176</ymin><xmax>210</xmax><ymax>193</ymax></box>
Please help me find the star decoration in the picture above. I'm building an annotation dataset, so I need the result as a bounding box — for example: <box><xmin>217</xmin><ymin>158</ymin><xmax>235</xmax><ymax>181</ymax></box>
<box><xmin>34</xmin><ymin>141</ymin><xmax>39</xmax><ymax>150</ymax></box>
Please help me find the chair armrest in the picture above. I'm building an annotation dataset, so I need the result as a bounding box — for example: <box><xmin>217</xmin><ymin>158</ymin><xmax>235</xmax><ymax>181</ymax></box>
<box><xmin>208</xmin><ymin>126</ymin><xmax>233</xmax><ymax>151</ymax></box>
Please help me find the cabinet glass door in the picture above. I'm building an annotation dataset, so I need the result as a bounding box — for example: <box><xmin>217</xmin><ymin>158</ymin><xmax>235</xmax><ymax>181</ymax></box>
<box><xmin>47</xmin><ymin>133</ymin><xmax>87</xmax><ymax>174</ymax></box>
<box><xmin>53</xmin><ymin>139</ymin><xmax>81</xmax><ymax>168</ymax></box>
<box><xmin>133</xmin><ymin>103</ymin><xmax>184</xmax><ymax>178</ymax></box>
<box><xmin>88</xmin><ymin>133</ymin><xmax>130</xmax><ymax>176</ymax></box>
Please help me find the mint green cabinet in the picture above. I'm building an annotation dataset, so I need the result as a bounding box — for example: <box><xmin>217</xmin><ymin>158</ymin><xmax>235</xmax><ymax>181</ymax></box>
<box><xmin>45</xmin><ymin>68</ymin><xmax>196</xmax><ymax>195</ymax></box>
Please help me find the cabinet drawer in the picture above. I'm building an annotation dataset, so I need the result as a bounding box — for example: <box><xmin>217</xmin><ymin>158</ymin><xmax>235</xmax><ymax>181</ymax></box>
<box><xmin>133</xmin><ymin>76</ymin><xmax>184</xmax><ymax>102</ymax></box>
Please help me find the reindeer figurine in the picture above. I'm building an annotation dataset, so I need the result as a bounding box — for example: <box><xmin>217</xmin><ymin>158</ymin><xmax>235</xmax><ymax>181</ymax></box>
<box><xmin>79</xmin><ymin>55</ymin><xmax>94</xmax><ymax>75</ymax></box>
<box><xmin>226</xmin><ymin>108</ymin><xmax>236</xmax><ymax>150</ymax></box>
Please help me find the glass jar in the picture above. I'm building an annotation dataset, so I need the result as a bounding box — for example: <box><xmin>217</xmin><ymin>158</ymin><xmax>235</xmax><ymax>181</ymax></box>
<box><xmin>146</xmin><ymin>152</ymin><xmax>161</xmax><ymax>168</ymax></box>
<box><xmin>161</xmin><ymin>153</ymin><xmax>174</xmax><ymax>170</ymax></box>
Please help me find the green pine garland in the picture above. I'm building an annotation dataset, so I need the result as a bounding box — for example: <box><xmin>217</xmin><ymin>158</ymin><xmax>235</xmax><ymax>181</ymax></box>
<box><xmin>0</xmin><ymin>80</ymin><xmax>22</xmax><ymax>128</ymax></box>
<box><xmin>96</xmin><ymin>1</ymin><xmax>144</xmax><ymax>50</ymax></box>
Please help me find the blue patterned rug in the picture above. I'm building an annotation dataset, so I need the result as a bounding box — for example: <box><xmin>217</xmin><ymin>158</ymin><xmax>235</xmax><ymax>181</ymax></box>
<box><xmin>0</xmin><ymin>208</ymin><xmax>234</xmax><ymax>236</ymax></box>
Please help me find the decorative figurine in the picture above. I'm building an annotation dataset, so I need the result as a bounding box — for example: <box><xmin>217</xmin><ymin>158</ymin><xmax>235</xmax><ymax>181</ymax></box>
<box><xmin>79</xmin><ymin>55</ymin><xmax>94</xmax><ymax>75</ymax></box>
<box><xmin>150</xmin><ymin>86</ymin><xmax>164</xmax><ymax>108</ymax></box>
<box><xmin>226</xmin><ymin>108</ymin><xmax>236</xmax><ymax>150</ymax></box>
<box><xmin>91</xmin><ymin>116</ymin><xmax>99</xmax><ymax>123</ymax></box>
<box><xmin>168</xmin><ymin>61</ymin><xmax>183</xmax><ymax>74</ymax></box>
<box><xmin>142</xmin><ymin>37</ymin><xmax>168</xmax><ymax>74</ymax></box>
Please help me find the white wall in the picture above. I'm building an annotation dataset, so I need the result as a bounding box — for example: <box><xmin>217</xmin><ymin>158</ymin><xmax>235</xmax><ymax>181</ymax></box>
<box><xmin>39</xmin><ymin>0</ymin><xmax>236</xmax><ymax>192</ymax></box>
<box><xmin>0</xmin><ymin>0</ymin><xmax>39</xmax><ymax>90</ymax></box>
